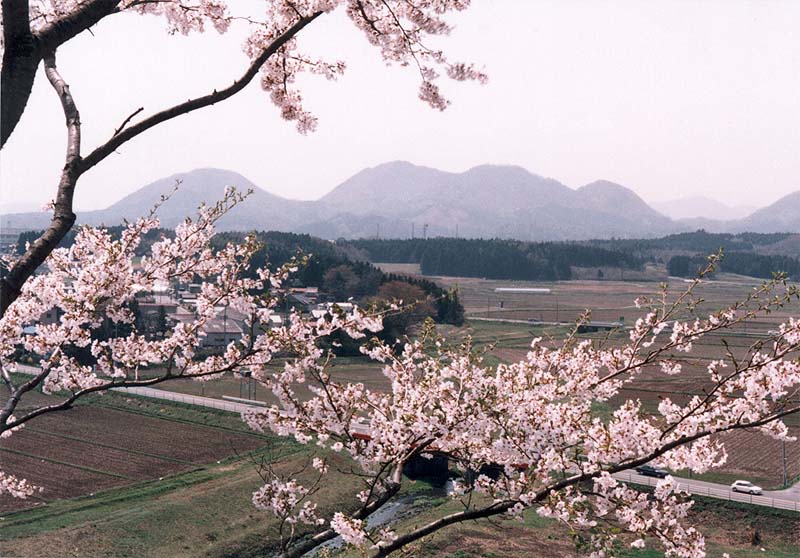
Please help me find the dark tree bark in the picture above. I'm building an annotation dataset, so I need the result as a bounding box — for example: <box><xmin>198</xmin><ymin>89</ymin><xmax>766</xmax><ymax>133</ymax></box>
<box><xmin>1</xmin><ymin>0</ymin><xmax>38</xmax><ymax>147</ymax></box>
<box><xmin>1</xmin><ymin>0</ymin><xmax>122</xmax><ymax>147</ymax></box>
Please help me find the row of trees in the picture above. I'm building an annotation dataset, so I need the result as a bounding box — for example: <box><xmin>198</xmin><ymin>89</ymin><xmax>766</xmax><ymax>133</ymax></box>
<box><xmin>347</xmin><ymin>238</ymin><xmax>642</xmax><ymax>280</ymax></box>
<box><xmin>590</xmin><ymin>230</ymin><xmax>794</xmax><ymax>257</ymax></box>
<box><xmin>668</xmin><ymin>252</ymin><xmax>800</xmax><ymax>280</ymax></box>
<box><xmin>15</xmin><ymin>225</ymin><xmax>168</xmax><ymax>258</ymax></box>
<box><xmin>348</xmin><ymin>233</ymin><xmax>800</xmax><ymax>283</ymax></box>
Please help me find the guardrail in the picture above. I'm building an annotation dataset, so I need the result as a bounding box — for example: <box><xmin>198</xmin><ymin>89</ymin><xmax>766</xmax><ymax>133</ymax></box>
<box><xmin>111</xmin><ymin>386</ymin><xmax>250</xmax><ymax>414</ymax></box>
<box><xmin>222</xmin><ymin>394</ymin><xmax>268</xmax><ymax>406</ymax></box>
<box><xmin>615</xmin><ymin>471</ymin><xmax>799</xmax><ymax>512</ymax></box>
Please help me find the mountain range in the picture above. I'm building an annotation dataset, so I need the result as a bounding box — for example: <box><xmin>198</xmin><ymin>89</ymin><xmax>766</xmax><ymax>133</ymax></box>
<box><xmin>2</xmin><ymin>162</ymin><xmax>797</xmax><ymax>240</ymax></box>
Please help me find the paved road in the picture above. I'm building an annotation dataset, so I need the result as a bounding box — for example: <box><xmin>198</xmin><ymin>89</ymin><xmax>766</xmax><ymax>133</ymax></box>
<box><xmin>613</xmin><ymin>470</ymin><xmax>799</xmax><ymax>511</ymax></box>
<box><xmin>10</xmin><ymin>363</ymin><xmax>799</xmax><ymax>511</ymax></box>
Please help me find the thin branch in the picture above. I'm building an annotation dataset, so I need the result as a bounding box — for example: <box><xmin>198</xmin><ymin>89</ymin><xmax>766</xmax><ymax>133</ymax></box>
<box><xmin>78</xmin><ymin>12</ymin><xmax>323</xmax><ymax>174</ymax></box>
<box><xmin>113</xmin><ymin>106</ymin><xmax>144</xmax><ymax>136</ymax></box>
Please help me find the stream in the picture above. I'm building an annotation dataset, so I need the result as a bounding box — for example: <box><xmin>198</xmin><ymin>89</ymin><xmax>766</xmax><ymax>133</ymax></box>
<box><xmin>301</xmin><ymin>479</ymin><xmax>454</xmax><ymax>557</ymax></box>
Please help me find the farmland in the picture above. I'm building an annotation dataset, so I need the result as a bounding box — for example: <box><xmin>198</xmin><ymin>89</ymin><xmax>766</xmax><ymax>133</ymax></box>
<box><xmin>136</xmin><ymin>272</ymin><xmax>800</xmax><ymax>489</ymax></box>
<box><xmin>2</xmin><ymin>272</ymin><xmax>798</xmax><ymax>557</ymax></box>
<box><xmin>433</xmin><ymin>274</ymin><xmax>800</xmax><ymax>488</ymax></box>
<box><xmin>438</xmin><ymin>273</ymin><xmax>799</xmax><ymax>328</ymax></box>
<box><xmin>0</xmin><ymin>434</ymin><xmax>362</xmax><ymax>558</ymax></box>
<box><xmin>0</xmin><ymin>392</ymin><xmax>269</xmax><ymax>515</ymax></box>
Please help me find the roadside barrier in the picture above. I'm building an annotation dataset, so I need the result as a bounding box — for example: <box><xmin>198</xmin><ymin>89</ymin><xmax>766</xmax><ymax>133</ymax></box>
<box><xmin>614</xmin><ymin>470</ymin><xmax>799</xmax><ymax>512</ymax></box>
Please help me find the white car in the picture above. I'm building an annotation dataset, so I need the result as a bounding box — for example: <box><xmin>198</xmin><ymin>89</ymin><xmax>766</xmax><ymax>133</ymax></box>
<box><xmin>731</xmin><ymin>480</ymin><xmax>763</xmax><ymax>495</ymax></box>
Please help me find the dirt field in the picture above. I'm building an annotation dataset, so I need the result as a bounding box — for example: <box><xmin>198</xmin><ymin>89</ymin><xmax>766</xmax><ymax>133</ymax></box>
<box><xmin>438</xmin><ymin>274</ymin><xmax>799</xmax><ymax>330</ymax></box>
<box><xmin>374</xmin><ymin>262</ymin><xmax>422</xmax><ymax>275</ymax></box>
<box><xmin>0</xmin><ymin>395</ymin><xmax>268</xmax><ymax>514</ymax></box>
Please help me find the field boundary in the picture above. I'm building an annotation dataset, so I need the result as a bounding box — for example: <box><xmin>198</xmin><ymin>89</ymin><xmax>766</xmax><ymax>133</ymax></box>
<box><xmin>0</xmin><ymin>447</ymin><xmax>134</xmax><ymax>480</ymax></box>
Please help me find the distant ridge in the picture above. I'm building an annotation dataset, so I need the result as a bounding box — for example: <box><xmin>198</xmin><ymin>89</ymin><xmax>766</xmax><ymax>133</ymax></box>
<box><xmin>2</xmin><ymin>162</ymin><xmax>797</xmax><ymax>240</ymax></box>
<box><xmin>728</xmin><ymin>191</ymin><xmax>800</xmax><ymax>233</ymax></box>
<box><xmin>653</xmin><ymin>196</ymin><xmax>756</xmax><ymax>221</ymax></box>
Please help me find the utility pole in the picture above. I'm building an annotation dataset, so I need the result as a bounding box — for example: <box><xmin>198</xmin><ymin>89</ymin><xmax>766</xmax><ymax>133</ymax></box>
<box><xmin>782</xmin><ymin>439</ymin><xmax>788</xmax><ymax>487</ymax></box>
<box><xmin>411</xmin><ymin>222</ymin><xmax>415</xmax><ymax>239</ymax></box>
<box><xmin>423</xmin><ymin>223</ymin><xmax>429</xmax><ymax>239</ymax></box>
<box><xmin>223</xmin><ymin>304</ymin><xmax>228</xmax><ymax>347</ymax></box>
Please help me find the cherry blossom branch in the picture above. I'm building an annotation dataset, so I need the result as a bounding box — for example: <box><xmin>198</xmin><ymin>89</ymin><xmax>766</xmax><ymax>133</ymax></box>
<box><xmin>368</xmin><ymin>404</ymin><xmax>800</xmax><ymax>558</ymax></box>
<box><xmin>3</xmin><ymin>357</ymin><xmax>247</xmax><ymax>431</ymax></box>
<box><xmin>278</xmin><ymin>462</ymin><xmax>405</xmax><ymax>558</ymax></box>
<box><xmin>78</xmin><ymin>11</ymin><xmax>322</xmax><ymax>174</ymax></box>
<box><xmin>0</xmin><ymin>11</ymin><xmax>321</xmax><ymax>318</ymax></box>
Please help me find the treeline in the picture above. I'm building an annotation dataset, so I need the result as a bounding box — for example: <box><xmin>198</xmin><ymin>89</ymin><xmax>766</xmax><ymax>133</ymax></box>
<box><xmin>668</xmin><ymin>252</ymin><xmax>800</xmax><ymax>280</ymax></box>
<box><xmin>382</xmin><ymin>273</ymin><xmax>464</xmax><ymax>326</ymax></box>
<box><xmin>588</xmin><ymin>231</ymin><xmax>794</xmax><ymax>257</ymax></box>
<box><xmin>343</xmin><ymin>233</ymin><xmax>800</xmax><ymax>282</ymax></box>
<box><xmin>214</xmin><ymin>231</ymin><xmax>349</xmax><ymax>288</ymax></box>
<box><xmin>345</xmin><ymin>238</ymin><xmax>642</xmax><ymax>281</ymax></box>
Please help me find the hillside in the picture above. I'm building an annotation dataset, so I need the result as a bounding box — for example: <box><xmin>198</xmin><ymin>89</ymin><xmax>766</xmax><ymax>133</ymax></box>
<box><xmin>2</xmin><ymin>163</ymin><xmax>798</xmax><ymax>240</ymax></box>
<box><xmin>728</xmin><ymin>191</ymin><xmax>800</xmax><ymax>233</ymax></box>
<box><xmin>0</xmin><ymin>169</ymin><xmax>318</xmax><ymax>232</ymax></box>
<box><xmin>313</xmin><ymin>162</ymin><xmax>678</xmax><ymax>239</ymax></box>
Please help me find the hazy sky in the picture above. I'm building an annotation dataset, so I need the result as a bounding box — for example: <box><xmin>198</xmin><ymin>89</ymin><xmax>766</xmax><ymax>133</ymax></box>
<box><xmin>1</xmin><ymin>0</ymin><xmax>799</xmax><ymax>213</ymax></box>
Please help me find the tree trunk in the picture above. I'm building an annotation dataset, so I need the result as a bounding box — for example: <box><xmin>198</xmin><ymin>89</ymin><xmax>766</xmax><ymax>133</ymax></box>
<box><xmin>1</xmin><ymin>0</ymin><xmax>40</xmax><ymax>147</ymax></box>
